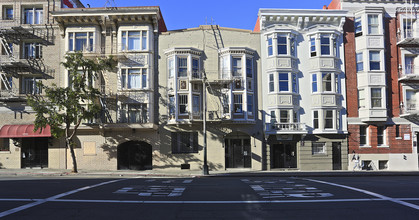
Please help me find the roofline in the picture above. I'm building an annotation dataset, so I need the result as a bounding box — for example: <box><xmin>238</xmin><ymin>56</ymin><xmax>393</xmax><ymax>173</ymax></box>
<box><xmin>258</xmin><ymin>8</ymin><xmax>348</xmax><ymax>17</ymax></box>
<box><xmin>163</xmin><ymin>25</ymin><xmax>254</xmax><ymax>34</ymax></box>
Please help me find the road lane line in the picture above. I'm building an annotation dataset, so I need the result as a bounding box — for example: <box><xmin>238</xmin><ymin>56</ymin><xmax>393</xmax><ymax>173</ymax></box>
<box><xmin>304</xmin><ymin>178</ymin><xmax>419</xmax><ymax>211</ymax></box>
<box><xmin>0</xmin><ymin>179</ymin><xmax>125</xmax><ymax>218</ymax></box>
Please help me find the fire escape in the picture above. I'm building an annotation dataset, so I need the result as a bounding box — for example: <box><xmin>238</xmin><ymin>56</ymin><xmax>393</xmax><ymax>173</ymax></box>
<box><xmin>0</xmin><ymin>18</ymin><xmax>54</xmax><ymax>100</ymax></box>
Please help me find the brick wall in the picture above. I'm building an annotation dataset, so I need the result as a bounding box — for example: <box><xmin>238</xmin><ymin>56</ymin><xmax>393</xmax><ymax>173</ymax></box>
<box><xmin>348</xmin><ymin>124</ymin><xmax>412</xmax><ymax>154</ymax></box>
<box><xmin>343</xmin><ymin>17</ymin><xmax>359</xmax><ymax>117</ymax></box>
<box><xmin>385</xmin><ymin>17</ymin><xmax>401</xmax><ymax>117</ymax></box>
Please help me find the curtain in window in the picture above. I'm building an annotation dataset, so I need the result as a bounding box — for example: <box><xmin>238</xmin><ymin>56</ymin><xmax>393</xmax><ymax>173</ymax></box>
<box><xmin>128</xmin><ymin>31</ymin><xmax>141</xmax><ymax>50</ymax></box>
<box><xmin>75</xmin><ymin>33</ymin><xmax>87</xmax><ymax>51</ymax></box>
<box><xmin>35</xmin><ymin>9</ymin><xmax>43</xmax><ymax>24</ymax></box>
<box><xmin>24</xmin><ymin>9</ymin><xmax>33</xmax><ymax>24</ymax></box>
<box><xmin>127</xmin><ymin>70</ymin><xmax>141</xmax><ymax>89</ymax></box>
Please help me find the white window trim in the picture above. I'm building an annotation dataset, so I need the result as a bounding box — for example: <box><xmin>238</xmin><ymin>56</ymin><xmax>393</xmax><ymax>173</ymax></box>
<box><xmin>360</xmin><ymin>125</ymin><xmax>370</xmax><ymax>147</ymax></box>
<box><xmin>118</xmin><ymin>26</ymin><xmax>150</xmax><ymax>52</ymax></box>
<box><xmin>65</xmin><ymin>27</ymin><xmax>98</xmax><ymax>52</ymax></box>
<box><xmin>377</xmin><ymin>126</ymin><xmax>388</xmax><ymax>147</ymax></box>
<box><xmin>119</xmin><ymin>67</ymin><xmax>148</xmax><ymax>90</ymax></box>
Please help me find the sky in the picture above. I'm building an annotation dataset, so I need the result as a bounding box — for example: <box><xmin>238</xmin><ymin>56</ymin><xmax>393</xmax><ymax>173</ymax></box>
<box><xmin>82</xmin><ymin>0</ymin><xmax>334</xmax><ymax>31</ymax></box>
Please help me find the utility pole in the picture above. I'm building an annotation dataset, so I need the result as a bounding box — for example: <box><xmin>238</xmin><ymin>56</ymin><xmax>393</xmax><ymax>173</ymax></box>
<box><xmin>202</xmin><ymin>74</ymin><xmax>209</xmax><ymax>175</ymax></box>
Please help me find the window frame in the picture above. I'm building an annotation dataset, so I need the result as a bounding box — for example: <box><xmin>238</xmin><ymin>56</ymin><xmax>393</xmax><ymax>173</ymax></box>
<box><xmin>313</xmin><ymin>110</ymin><xmax>319</xmax><ymax>129</ymax></box>
<box><xmin>232</xmin><ymin>57</ymin><xmax>242</xmax><ymax>77</ymax></box>
<box><xmin>4</xmin><ymin>6</ymin><xmax>13</xmax><ymax>20</ymax></box>
<box><xmin>120</xmin><ymin>30</ymin><xmax>148</xmax><ymax>51</ymax></box>
<box><xmin>23</xmin><ymin>42</ymin><xmax>42</xmax><ymax>59</ymax></box>
<box><xmin>178</xmin><ymin>94</ymin><xmax>188</xmax><ymax>115</ymax></box>
<box><xmin>267</xmin><ymin>37</ymin><xmax>273</xmax><ymax>56</ymax></box>
<box><xmin>360</xmin><ymin>125</ymin><xmax>368</xmax><ymax>146</ymax></box>
<box><xmin>247</xmin><ymin>94</ymin><xmax>253</xmax><ymax>116</ymax></box>
<box><xmin>324</xmin><ymin>110</ymin><xmax>334</xmax><ymax>129</ymax></box>
<box><xmin>119</xmin><ymin>103</ymin><xmax>149</xmax><ymax>123</ymax></box>
<box><xmin>278</xmin><ymin>73</ymin><xmax>289</xmax><ymax>92</ymax></box>
<box><xmin>269</xmin><ymin>73</ymin><xmax>275</xmax><ymax>93</ymax></box>
<box><xmin>355</xmin><ymin>16</ymin><xmax>362</xmax><ymax>37</ymax></box>
<box><xmin>371</xmin><ymin>88</ymin><xmax>382</xmax><ymax>108</ymax></box>
<box><xmin>120</xmin><ymin>68</ymin><xmax>148</xmax><ymax>90</ymax></box>
<box><xmin>367</xmin><ymin>14</ymin><xmax>380</xmax><ymax>35</ymax></box>
<box><xmin>67</xmin><ymin>31</ymin><xmax>95</xmax><ymax>52</ymax></box>
<box><xmin>356</xmin><ymin>52</ymin><xmax>363</xmax><ymax>72</ymax></box>
<box><xmin>312</xmin><ymin>142</ymin><xmax>326</xmax><ymax>155</ymax></box>
<box><xmin>277</xmin><ymin>35</ymin><xmax>288</xmax><ymax>55</ymax></box>
<box><xmin>377</xmin><ymin>126</ymin><xmax>386</xmax><ymax>146</ymax></box>
<box><xmin>320</xmin><ymin>35</ymin><xmax>331</xmax><ymax>56</ymax></box>
<box><xmin>310</xmin><ymin>36</ymin><xmax>316</xmax><ymax>57</ymax></box>
<box><xmin>369</xmin><ymin>51</ymin><xmax>381</xmax><ymax>71</ymax></box>
<box><xmin>312</xmin><ymin>74</ymin><xmax>317</xmax><ymax>93</ymax></box>
<box><xmin>23</xmin><ymin>7</ymin><xmax>43</xmax><ymax>24</ymax></box>
<box><xmin>233</xmin><ymin>94</ymin><xmax>243</xmax><ymax>114</ymax></box>
<box><xmin>171</xmin><ymin>132</ymin><xmax>199</xmax><ymax>154</ymax></box>
<box><xmin>0</xmin><ymin>138</ymin><xmax>10</xmax><ymax>152</ymax></box>
<box><xmin>21</xmin><ymin>77</ymin><xmax>42</xmax><ymax>95</ymax></box>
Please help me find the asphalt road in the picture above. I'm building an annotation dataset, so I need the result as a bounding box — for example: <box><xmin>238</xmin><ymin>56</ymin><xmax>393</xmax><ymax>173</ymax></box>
<box><xmin>0</xmin><ymin>175</ymin><xmax>419</xmax><ymax>219</ymax></box>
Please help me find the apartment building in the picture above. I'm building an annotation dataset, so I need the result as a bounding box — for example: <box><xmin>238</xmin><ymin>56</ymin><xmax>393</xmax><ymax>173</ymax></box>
<box><xmin>158</xmin><ymin>25</ymin><xmax>263</xmax><ymax>171</ymax></box>
<box><xmin>328</xmin><ymin>0</ymin><xmax>418</xmax><ymax>170</ymax></box>
<box><xmin>255</xmin><ymin>9</ymin><xmax>349</xmax><ymax>170</ymax></box>
<box><xmin>0</xmin><ymin>0</ymin><xmax>167</xmax><ymax>170</ymax></box>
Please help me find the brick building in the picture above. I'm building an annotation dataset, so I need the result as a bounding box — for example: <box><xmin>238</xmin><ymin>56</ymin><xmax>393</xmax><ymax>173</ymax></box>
<box><xmin>328</xmin><ymin>0</ymin><xmax>418</xmax><ymax>170</ymax></box>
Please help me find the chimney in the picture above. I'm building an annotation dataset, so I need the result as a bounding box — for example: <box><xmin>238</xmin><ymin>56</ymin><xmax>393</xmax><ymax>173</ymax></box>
<box><xmin>323</xmin><ymin>5</ymin><xmax>328</xmax><ymax>10</ymax></box>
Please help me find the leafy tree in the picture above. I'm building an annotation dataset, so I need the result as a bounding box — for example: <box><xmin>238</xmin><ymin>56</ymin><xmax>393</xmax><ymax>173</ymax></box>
<box><xmin>27</xmin><ymin>52</ymin><xmax>115</xmax><ymax>173</ymax></box>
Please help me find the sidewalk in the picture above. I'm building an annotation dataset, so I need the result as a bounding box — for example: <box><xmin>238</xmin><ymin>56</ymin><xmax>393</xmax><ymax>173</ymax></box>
<box><xmin>0</xmin><ymin>168</ymin><xmax>418</xmax><ymax>178</ymax></box>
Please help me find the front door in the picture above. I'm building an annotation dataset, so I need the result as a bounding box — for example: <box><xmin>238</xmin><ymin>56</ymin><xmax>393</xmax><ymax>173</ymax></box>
<box><xmin>21</xmin><ymin>138</ymin><xmax>48</xmax><ymax>168</ymax></box>
<box><xmin>272</xmin><ymin>143</ymin><xmax>297</xmax><ymax>168</ymax></box>
<box><xmin>225</xmin><ymin>138</ymin><xmax>251</xmax><ymax>168</ymax></box>
<box><xmin>332</xmin><ymin>142</ymin><xmax>342</xmax><ymax>170</ymax></box>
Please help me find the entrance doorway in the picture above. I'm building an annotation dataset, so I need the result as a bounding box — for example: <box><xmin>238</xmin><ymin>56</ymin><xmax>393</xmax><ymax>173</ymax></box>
<box><xmin>332</xmin><ymin>142</ymin><xmax>342</xmax><ymax>170</ymax></box>
<box><xmin>117</xmin><ymin>141</ymin><xmax>152</xmax><ymax>170</ymax></box>
<box><xmin>271</xmin><ymin>143</ymin><xmax>297</xmax><ymax>168</ymax></box>
<box><xmin>21</xmin><ymin>138</ymin><xmax>48</xmax><ymax>168</ymax></box>
<box><xmin>225</xmin><ymin>133</ymin><xmax>251</xmax><ymax>168</ymax></box>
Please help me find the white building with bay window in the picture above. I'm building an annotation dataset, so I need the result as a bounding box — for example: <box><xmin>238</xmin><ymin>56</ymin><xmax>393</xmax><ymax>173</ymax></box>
<box><xmin>258</xmin><ymin>9</ymin><xmax>349</xmax><ymax>170</ymax></box>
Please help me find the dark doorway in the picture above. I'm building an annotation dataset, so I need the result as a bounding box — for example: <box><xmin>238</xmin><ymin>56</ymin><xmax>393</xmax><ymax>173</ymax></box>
<box><xmin>332</xmin><ymin>142</ymin><xmax>342</xmax><ymax>170</ymax></box>
<box><xmin>225</xmin><ymin>134</ymin><xmax>251</xmax><ymax>168</ymax></box>
<box><xmin>117</xmin><ymin>141</ymin><xmax>152</xmax><ymax>170</ymax></box>
<box><xmin>21</xmin><ymin>138</ymin><xmax>48</xmax><ymax>168</ymax></box>
<box><xmin>272</xmin><ymin>143</ymin><xmax>297</xmax><ymax>168</ymax></box>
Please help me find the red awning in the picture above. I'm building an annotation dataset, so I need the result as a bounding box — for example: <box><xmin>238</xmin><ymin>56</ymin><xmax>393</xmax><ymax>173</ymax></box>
<box><xmin>0</xmin><ymin>124</ymin><xmax>51</xmax><ymax>138</ymax></box>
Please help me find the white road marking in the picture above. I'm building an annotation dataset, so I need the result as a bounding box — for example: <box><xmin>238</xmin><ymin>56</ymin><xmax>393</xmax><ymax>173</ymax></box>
<box><xmin>304</xmin><ymin>178</ymin><xmax>419</xmax><ymax>211</ymax></box>
<box><xmin>0</xmin><ymin>179</ymin><xmax>125</xmax><ymax>218</ymax></box>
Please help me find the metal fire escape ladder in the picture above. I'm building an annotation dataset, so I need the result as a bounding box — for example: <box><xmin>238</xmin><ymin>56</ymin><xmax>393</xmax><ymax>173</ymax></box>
<box><xmin>100</xmin><ymin>96</ymin><xmax>113</xmax><ymax>123</ymax></box>
<box><xmin>211</xmin><ymin>25</ymin><xmax>224</xmax><ymax>49</ymax></box>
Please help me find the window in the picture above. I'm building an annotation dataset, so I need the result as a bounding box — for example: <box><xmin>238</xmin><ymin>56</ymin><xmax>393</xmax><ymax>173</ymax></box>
<box><xmin>355</xmin><ymin>16</ymin><xmax>362</xmax><ymax>37</ymax></box>
<box><xmin>356</xmin><ymin>52</ymin><xmax>363</xmax><ymax>72</ymax></box>
<box><xmin>120</xmin><ymin>68</ymin><xmax>147</xmax><ymax>89</ymax></box>
<box><xmin>246</xmin><ymin>58</ymin><xmax>253</xmax><ymax>78</ymax></box>
<box><xmin>68</xmin><ymin>70</ymin><xmax>94</xmax><ymax>88</ymax></box>
<box><xmin>171</xmin><ymin>132</ymin><xmax>198</xmax><ymax>153</ymax></box>
<box><xmin>178</xmin><ymin>94</ymin><xmax>188</xmax><ymax>114</ymax></box>
<box><xmin>68</xmin><ymin>32</ymin><xmax>94</xmax><ymax>52</ymax></box>
<box><xmin>21</xmin><ymin>77</ymin><xmax>41</xmax><ymax>94</ymax></box>
<box><xmin>395</xmin><ymin>125</ymin><xmax>400</xmax><ymax>138</ymax></box>
<box><xmin>293</xmin><ymin>110</ymin><xmax>298</xmax><ymax>123</ymax></box>
<box><xmin>269</xmin><ymin>74</ymin><xmax>274</xmax><ymax>92</ymax></box>
<box><xmin>405</xmin><ymin>56</ymin><xmax>414</xmax><ymax>75</ymax></box>
<box><xmin>278</xmin><ymin>73</ymin><xmax>289</xmax><ymax>92</ymax></box>
<box><xmin>358</xmin><ymin>89</ymin><xmax>366</xmax><ymax>108</ymax></box>
<box><xmin>119</xmin><ymin>103</ymin><xmax>148</xmax><ymax>123</ymax></box>
<box><xmin>292</xmin><ymin>74</ymin><xmax>297</xmax><ymax>93</ymax></box>
<box><xmin>121</xmin><ymin>30</ymin><xmax>147</xmax><ymax>51</ymax></box>
<box><xmin>169</xmin><ymin>95</ymin><xmax>175</xmax><ymax>118</ymax></box>
<box><xmin>192</xmin><ymin>95</ymin><xmax>200</xmax><ymax>116</ymax></box>
<box><xmin>24</xmin><ymin>8</ymin><xmax>43</xmax><ymax>24</ymax></box>
<box><xmin>320</xmin><ymin>35</ymin><xmax>330</xmax><ymax>55</ymax></box>
<box><xmin>192</xmin><ymin>58</ymin><xmax>200</xmax><ymax>79</ymax></box>
<box><xmin>371</xmin><ymin>88</ymin><xmax>382</xmax><ymax>108</ymax></box>
<box><xmin>312</xmin><ymin>142</ymin><xmax>326</xmax><ymax>155</ymax></box>
<box><xmin>233</xmin><ymin>94</ymin><xmax>243</xmax><ymax>113</ymax></box>
<box><xmin>378</xmin><ymin>160</ymin><xmax>388</xmax><ymax>170</ymax></box>
<box><xmin>232</xmin><ymin>58</ymin><xmax>242</xmax><ymax>77</ymax></box>
<box><xmin>369</xmin><ymin>51</ymin><xmax>380</xmax><ymax>70</ymax></box>
<box><xmin>290</xmin><ymin>37</ymin><xmax>296</xmax><ymax>56</ymax></box>
<box><xmin>222</xmin><ymin>93</ymin><xmax>229</xmax><ymax>114</ymax></box>
<box><xmin>324</xmin><ymin>110</ymin><xmax>333</xmax><ymax>129</ymax></box>
<box><xmin>360</xmin><ymin>126</ymin><xmax>367</xmax><ymax>145</ymax></box>
<box><xmin>247</xmin><ymin>94</ymin><xmax>253</xmax><ymax>115</ymax></box>
<box><xmin>406</xmin><ymin>90</ymin><xmax>416</xmax><ymax>111</ymax></box>
<box><xmin>310</xmin><ymin>37</ymin><xmax>316</xmax><ymax>57</ymax></box>
<box><xmin>335</xmin><ymin>75</ymin><xmax>340</xmax><ymax>94</ymax></box>
<box><xmin>322</xmin><ymin>73</ymin><xmax>332</xmax><ymax>92</ymax></box>
<box><xmin>277</xmin><ymin>36</ymin><xmax>287</xmax><ymax>55</ymax></box>
<box><xmin>178</xmin><ymin>58</ymin><xmax>187</xmax><ymax>77</ymax></box>
<box><xmin>280</xmin><ymin>110</ymin><xmax>289</xmax><ymax>123</ymax></box>
<box><xmin>313</xmin><ymin>111</ymin><xmax>319</xmax><ymax>129</ymax></box>
<box><xmin>0</xmin><ymin>139</ymin><xmax>10</xmax><ymax>151</ymax></box>
<box><xmin>368</xmin><ymin>15</ymin><xmax>379</xmax><ymax>34</ymax></box>
<box><xmin>404</xmin><ymin>19</ymin><xmax>413</xmax><ymax>38</ymax></box>
<box><xmin>267</xmin><ymin>37</ymin><xmax>273</xmax><ymax>56</ymax></box>
<box><xmin>377</xmin><ymin>126</ymin><xmax>386</xmax><ymax>146</ymax></box>
<box><xmin>4</xmin><ymin>7</ymin><xmax>13</xmax><ymax>20</ymax></box>
<box><xmin>312</xmin><ymin>74</ymin><xmax>317</xmax><ymax>93</ymax></box>
<box><xmin>23</xmin><ymin>43</ymin><xmax>42</xmax><ymax>59</ymax></box>
<box><xmin>168</xmin><ymin>58</ymin><xmax>174</xmax><ymax>78</ymax></box>
<box><xmin>270</xmin><ymin>110</ymin><xmax>277</xmax><ymax>125</ymax></box>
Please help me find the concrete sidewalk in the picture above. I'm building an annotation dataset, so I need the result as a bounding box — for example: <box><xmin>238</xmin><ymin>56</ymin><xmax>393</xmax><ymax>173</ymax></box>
<box><xmin>0</xmin><ymin>168</ymin><xmax>418</xmax><ymax>178</ymax></box>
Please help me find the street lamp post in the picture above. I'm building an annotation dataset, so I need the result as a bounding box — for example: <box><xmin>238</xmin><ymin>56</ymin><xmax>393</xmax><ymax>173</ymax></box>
<box><xmin>202</xmin><ymin>75</ymin><xmax>209</xmax><ymax>175</ymax></box>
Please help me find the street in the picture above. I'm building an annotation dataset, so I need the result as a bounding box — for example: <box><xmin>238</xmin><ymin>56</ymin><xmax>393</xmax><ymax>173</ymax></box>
<box><xmin>0</xmin><ymin>175</ymin><xmax>419</xmax><ymax>219</ymax></box>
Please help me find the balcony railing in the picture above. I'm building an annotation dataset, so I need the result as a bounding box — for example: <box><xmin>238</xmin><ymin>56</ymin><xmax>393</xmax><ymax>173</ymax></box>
<box><xmin>397</xmin><ymin>30</ymin><xmax>419</xmax><ymax>46</ymax></box>
<box><xmin>269</xmin><ymin>122</ymin><xmax>307</xmax><ymax>132</ymax></box>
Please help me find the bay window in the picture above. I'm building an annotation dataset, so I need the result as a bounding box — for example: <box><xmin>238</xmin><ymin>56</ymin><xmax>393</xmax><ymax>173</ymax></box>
<box><xmin>371</xmin><ymin>88</ymin><xmax>382</xmax><ymax>108</ymax></box>
<box><xmin>246</xmin><ymin>58</ymin><xmax>253</xmax><ymax>78</ymax></box>
<box><xmin>356</xmin><ymin>52</ymin><xmax>363</xmax><ymax>72</ymax></box>
<box><xmin>320</xmin><ymin>35</ymin><xmax>330</xmax><ymax>55</ymax></box>
<box><xmin>120</xmin><ymin>68</ymin><xmax>147</xmax><ymax>89</ymax></box>
<box><xmin>178</xmin><ymin>58</ymin><xmax>187</xmax><ymax>77</ymax></box>
<box><xmin>269</xmin><ymin>74</ymin><xmax>274</xmax><ymax>92</ymax></box>
<box><xmin>310</xmin><ymin>36</ymin><xmax>316</xmax><ymax>57</ymax></box>
<box><xmin>247</xmin><ymin>94</ymin><xmax>253</xmax><ymax>115</ymax></box>
<box><xmin>267</xmin><ymin>37</ymin><xmax>273</xmax><ymax>56</ymax></box>
<box><xmin>322</xmin><ymin>73</ymin><xmax>332</xmax><ymax>92</ymax></box>
<box><xmin>324</xmin><ymin>110</ymin><xmax>333</xmax><ymax>129</ymax></box>
<box><xmin>313</xmin><ymin>111</ymin><xmax>319</xmax><ymax>129</ymax></box>
<box><xmin>280</xmin><ymin>110</ymin><xmax>290</xmax><ymax>123</ymax></box>
<box><xmin>192</xmin><ymin>58</ymin><xmax>199</xmax><ymax>79</ymax></box>
<box><xmin>278</xmin><ymin>73</ymin><xmax>289</xmax><ymax>92</ymax></box>
<box><xmin>368</xmin><ymin>15</ymin><xmax>379</xmax><ymax>34</ymax></box>
<box><xmin>232</xmin><ymin>58</ymin><xmax>242</xmax><ymax>77</ymax></box>
<box><xmin>121</xmin><ymin>30</ymin><xmax>147</xmax><ymax>51</ymax></box>
<box><xmin>355</xmin><ymin>16</ymin><xmax>362</xmax><ymax>37</ymax></box>
<box><xmin>406</xmin><ymin>90</ymin><xmax>416</xmax><ymax>111</ymax></box>
<box><xmin>192</xmin><ymin>95</ymin><xmax>200</xmax><ymax>116</ymax></box>
<box><xmin>233</xmin><ymin>94</ymin><xmax>243</xmax><ymax>114</ymax></box>
<box><xmin>277</xmin><ymin>36</ymin><xmax>287</xmax><ymax>55</ymax></box>
<box><xmin>24</xmin><ymin>8</ymin><xmax>43</xmax><ymax>24</ymax></box>
<box><xmin>68</xmin><ymin>32</ymin><xmax>94</xmax><ymax>52</ymax></box>
<box><xmin>358</xmin><ymin>89</ymin><xmax>366</xmax><ymax>109</ymax></box>
<box><xmin>369</xmin><ymin>51</ymin><xmax>381</xmax><ymax>70</ymax></box>
<box><xmin>178</xmin><ymin>94</ymin><xmax>188</xmax><ymax>115</ymax></box>
<box><xmin>119</xmin><ymin>103</ymin><xmax>148</xmax><ymax>123</ymax></box>
<box><xmin>312</xmin><ymin>74</ymin><xmax>317</xmax><ymax>93</ymax></box>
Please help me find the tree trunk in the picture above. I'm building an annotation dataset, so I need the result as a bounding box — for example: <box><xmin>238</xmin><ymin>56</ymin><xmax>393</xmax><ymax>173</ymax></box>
<box><xmin>66</xmin><ymin>138</ymin><xmax>78</xmax><ymax>173</ymax></box>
